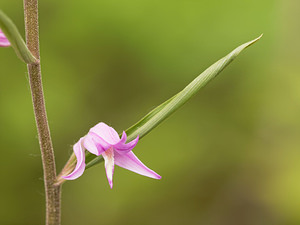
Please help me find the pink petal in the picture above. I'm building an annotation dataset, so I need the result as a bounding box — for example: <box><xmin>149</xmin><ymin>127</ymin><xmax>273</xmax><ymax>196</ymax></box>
<box><xmin>83</xmin><ymin>134</ymin><xmax>105</xmax><ymax>155</ymax></box>
<box><xmin>0</xmin><ymin>29</ymin><xmax>10</xmax><ymax>47</ymax></box>
<box><xmin>114</xmin><ymin>151</ymin><xmax>161</xmax><ymax>179</ymax></box>
<box><xmin>102</xmin><ymin>147</ymin><xmax>115</xmax><ymax>189</ymax></box>
<box><xmin>63</xmin><ymin>138</ymin><xmax>86</xmax><ymax>180</ymax></box>
<box><xmin>119</xmin><ymin>131</ymin><xmax>127</xmax><ymax>143</ymax></box>
<box><xmin>87</xmin><ymin>131</ymin><xmax>112</xmax><ymax>150</ymax></box>
<box><xmin>90</xmin><ymin>122</ymin><xmax>120</xmax><ymax>145</ymax></box>
<box><xmin>114</xmin><ymin>135</ymin><xmax>139</xmax><ymax>154</ymax></box>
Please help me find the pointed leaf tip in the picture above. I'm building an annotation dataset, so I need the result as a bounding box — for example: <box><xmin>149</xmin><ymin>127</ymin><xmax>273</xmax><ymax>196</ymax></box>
<box><xmin>124</xmin><ymin>35</ymin><xmax>263</xmax><ymax>142</ymax></box>
<box><xmin>244</xmin><ymin>34</ymin><xmax>263</xmax><ymax>48</ymax></box>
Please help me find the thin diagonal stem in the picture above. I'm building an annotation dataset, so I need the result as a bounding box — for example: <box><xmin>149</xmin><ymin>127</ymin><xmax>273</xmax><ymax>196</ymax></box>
<box><xmin>23</xmin><ymin>0</ymin><xmax>61</xmax><ymax>224</ymax></box>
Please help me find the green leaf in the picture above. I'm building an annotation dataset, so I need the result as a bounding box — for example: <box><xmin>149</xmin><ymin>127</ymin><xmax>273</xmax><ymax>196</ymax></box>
<box><xmin>0</xmin><ymin>10</ymin><xmax>38</xmax><ymax>64</ymax></box>
<box><xmin>84</xmin><ymin>35</ymin><xmax>263</xmax><ymax>169</ymax></box>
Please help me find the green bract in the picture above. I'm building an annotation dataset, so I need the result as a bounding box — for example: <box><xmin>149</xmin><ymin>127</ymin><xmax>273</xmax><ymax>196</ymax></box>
<box><xmin>83</xmin><ymin>35</ymin><xmax>263</xmax><ymax>169</ymax></box>
<box><xmin>0</xmin><ymin>10</ymin><xmax>38</xmax><ymax>64</ymax></box>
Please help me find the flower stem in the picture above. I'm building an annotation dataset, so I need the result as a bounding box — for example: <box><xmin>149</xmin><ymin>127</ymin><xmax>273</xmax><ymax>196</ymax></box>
<box><xmin>23</xmin><ymin>0</ymin><xmax>61</xmax><ymax>224</ymax></box>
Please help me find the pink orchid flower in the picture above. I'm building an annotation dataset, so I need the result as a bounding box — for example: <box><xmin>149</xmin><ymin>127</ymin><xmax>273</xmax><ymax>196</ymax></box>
<box><xmin>63</xmin><ymin>122</ymin><xmax>161</xmax><ymax>188</ymax></box>
<box><xmin>0</xmin><ymin>29</ymin><xmax>11</xmax><ymax>47</ymax></box>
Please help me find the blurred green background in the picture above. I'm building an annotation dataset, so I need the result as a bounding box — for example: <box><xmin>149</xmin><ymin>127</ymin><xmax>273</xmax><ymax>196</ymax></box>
<box><xmin>1</xmin><ymin>0</ymin><xmax>299</xmax><ymax>224</ymax></box>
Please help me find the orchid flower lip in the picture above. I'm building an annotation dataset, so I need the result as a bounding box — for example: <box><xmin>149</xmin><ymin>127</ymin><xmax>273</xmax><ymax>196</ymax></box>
<box><xmin>63</xmin><ymin>122</ymin><xmax>161</xmax><ymax>188</ymax></box>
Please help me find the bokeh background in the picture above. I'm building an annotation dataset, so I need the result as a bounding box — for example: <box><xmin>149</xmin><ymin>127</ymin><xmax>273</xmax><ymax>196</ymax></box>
<box><xmin>1</xmin><ymin>0</ymin><xmax>299</xmax><ymax>224</ymax></box>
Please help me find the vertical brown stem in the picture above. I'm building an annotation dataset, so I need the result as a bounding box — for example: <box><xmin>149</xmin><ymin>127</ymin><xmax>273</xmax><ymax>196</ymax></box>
<box><xmin>23</xmin><ymin>0</ymin><xmax>61</xmax><ymax>224</ymax></box>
